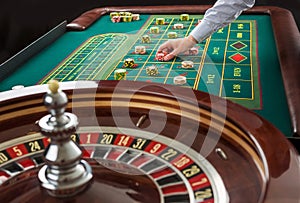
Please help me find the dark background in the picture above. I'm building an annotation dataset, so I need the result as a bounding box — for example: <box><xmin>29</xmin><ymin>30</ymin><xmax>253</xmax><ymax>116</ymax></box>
<box><xmin>0</xmin><ymin>0</ymin><xmax>299</xmax><ymax>64</ymax></box>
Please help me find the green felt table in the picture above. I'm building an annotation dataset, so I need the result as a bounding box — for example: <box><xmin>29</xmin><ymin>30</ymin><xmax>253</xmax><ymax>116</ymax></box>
<box><xmin>0</xmin><ymin>5</ymin><xmax>300</xmax><ymax>138</ymax></box>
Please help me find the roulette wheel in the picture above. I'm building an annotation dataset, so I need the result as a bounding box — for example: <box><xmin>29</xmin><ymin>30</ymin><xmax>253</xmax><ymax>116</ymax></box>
<box><xmin>0</xmin><ymin>80</ymin><xmax>299</xmax><ymax>202</ymax></box>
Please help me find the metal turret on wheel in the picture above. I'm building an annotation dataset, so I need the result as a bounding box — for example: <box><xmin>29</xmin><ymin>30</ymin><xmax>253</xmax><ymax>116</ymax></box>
<box><xmin>38</xmin><ymin>80</ymin><xmax>93</xmax><ymax>197</ymax></box>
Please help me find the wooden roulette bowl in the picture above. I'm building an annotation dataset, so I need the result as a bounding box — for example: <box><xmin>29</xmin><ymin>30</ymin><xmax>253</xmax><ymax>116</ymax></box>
<box><xmin>0</xmin><ymin>80</ymin><xmax>299</xmax><ymax>203</ymax></box>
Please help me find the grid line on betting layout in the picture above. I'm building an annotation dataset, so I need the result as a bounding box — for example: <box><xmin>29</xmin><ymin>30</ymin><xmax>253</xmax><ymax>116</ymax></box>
<box><xmin>249</xmin><ymin>21</ymin><xmax>254</xmax><ymax>100</ymax></box>
<box><xmin>40</xmin><ymin>37</ymin><xmax>101</xmax><ymax>83</ymax></box>
<box><xmin>40</xmin><ymin>34</ymin><xmax>128</xmax><ymax>83</ymax></box>
<box><xmin>164</xmin><ymin>17</ymin><xmax>200</xmax><ymax>87</ymax></box>
<box><xmin>66</xmin><ymin>37</ymin><xmax>101</xmax><ymax>80</ymax></box>
<box><xmin>77</xmin><ymin>37</ymin><xmax>115</xmax><ymax>80</ymax></box>
<box><xmin>219</xmin><ymin>23</ymin><xmax>232</xmax><ymax>98</ymax></box>
<box><xmin>157</xmin><ymin>18</ymin><xmax>177</xmax><ymax>84</ymax></box>
<box><xmin>88</xmin><ymin>35</ymin><xmax>128</xmax><ymax>80</ymax></box>
<box><xmin>193</xmin><ymin>36</ymin><xmax>211</xmax><ymax>90</ymax></box>
<box><xmin>73</xmin><ymin>34</ymin><xmax>127</xmax><ymax>80</ymax></box>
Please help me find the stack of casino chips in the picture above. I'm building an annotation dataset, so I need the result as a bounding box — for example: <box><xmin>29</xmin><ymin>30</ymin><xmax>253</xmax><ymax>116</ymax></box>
<box><xmin>181</xmin><ymin>61</ymin><xmax>194</xmax><ymax>69</ymax></box>
<box><xmin>111</xmin><ymin>15</ymin><xmax>121</xmax><ymax>23</ymax></box>
<box><xmin>124</xmin><ymin>58</ymin><xmax>135</xmax><ymax>68</ymax></box>
<box><xmin>180</xmin><ymin>14</ymin><xmax>190</xmax><ymax>21</ymax></box>
<box><xmin>173</xmin><ymin>76</ymin><xmax>187</xmax><ymax>85</ymax></box>
<box><xmin>110</xmin><ymin>12</ymin><xmax>121</xmax><ymax>23</ymax></box>
<box><xmin>123</xmin><ymin>16</ymin><xmax>133</xmax><ymax>22</ymax></box>
<box><xmin>155</xmin><ymin>52</ymin><xmax>167</xmax><ymax>61</ymax></box>
<box><xmin>135</xmin><ymin>46</ymin><xmax>146</xmax><ymax>54</ymax></box>
<box><xmin>150</xmin><ymin>27</ymin><xmax>160</xmax><ymax>34</ymax></box>
<box><xmin>173</xmin><ymin>23</ymin><xmax>184</xmax><ymax>29</ymax></box>
<box><xmin>110</xmin><ymin>12</ymin><xmax>140</xmax><ymax>23</ymax></box>
<box><xmin>141</xmin><ymin>35</ymin><xmax>151</xmax><ymax>43</ymax></box>
<box><xmin>168</xmin><ymin>32</ymin><xmax>177</xmax><ymax>39</ymax></box>
<box><xmin>155</xmin><ymin>18</ymin><xmax>165</xmax><ymax>25</ymax></box>
<box><xmin>114</xmin><ymin>69</ymin><xmax>127</xmax><ymax>80</ymax></box>
<box><xmin>132</xmin><ymin>14</ymin><xmax>140</xmax><ymax>21</ymax></box>
<box><xmin>146</xmin><ymin>65</ymin><xmax>159</xmax><ymax>76</ymax></box>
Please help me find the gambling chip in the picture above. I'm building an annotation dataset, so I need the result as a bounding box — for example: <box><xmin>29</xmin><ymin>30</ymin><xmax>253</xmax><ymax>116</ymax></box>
<box><xmin>122</xmin><ymin>16</ymin><xmax>133</xmax><ymax>22</ymax></box>
<box><xmin>156</xmin><ymin>52</ymin><xmax>166</xmax><ymax>61</ymax></box>
<box><xmin>180</xmin><ymin>14</ymin><xmax>190</xmax><ymax>21</ymax></box>
<box><xmin>124</xmin><ymin>58</ymin><xmax>135</xmax><ymax>68</ymax></box>
<box><xmin>110</xmin><ymin>12</ymin><xmax>136</xmax><ymax>23</ymax></box>
<box><xmin>168</xmin><ymin>32</ymin><xmax>177</xmax><ymax>39</ymax></box>
<box><xmin>132</xmin><ymin>14</ymin><xmax>140</xmax><ymax>21</ymax></box>
<box><xmin>173</xmin><ymin>76</ymin><xmax>187</xmax><ymax>85</ymax></box>
<box><xmin>181</xmin><ymin>61</ymin><xmax>194</xmax><ymax>68</ymax></box>
<box><xmin>125</xmin><ymin>12</ymin><xmax>132</xmax><ymax>16</ymax></box>
<box><xmin>146</xmin><ymin>65</ymin><xmax>159</xmax><ymax>76</ymax></box>
<box><xmin>110</xmin><ymin>12</ymin><xmax>119</xmax><ymax>18</ymax></box>
<box><xmin>173</xmin><ymin>23</ymin><xmax>184</xmax><ymax>29</ymax></box>
<box><xmin>141</xmin><ymin>35</ymin><xmax>151</xmax><ymax>43</ymax></box>
<box><xmin>150</xmin><ymin>26</ymin><xmax>160</xmax><ymax>34</ymax></box>
<box><xmin>156</xmin><ymin>18</ymin><xmax>165</xmax><ymax>25</ymax></box>
<box><xmin>114</xmin><ymin>69</ymin><xmax>127</xmax><ymax>80</ymax></box>
<box><xmin>135</xmin><ymin>46</ymin><xmax>146</xmax><ymax>54</ymax></box>
<box><xmin>119</xmin><ymin>12</ymin><xmax>126</xmax><ymax>16</ymax></box>
<box><xmin>111</xmin><ymin>16</ymin><xmax>121</xmax><ymax>23</ymax></box>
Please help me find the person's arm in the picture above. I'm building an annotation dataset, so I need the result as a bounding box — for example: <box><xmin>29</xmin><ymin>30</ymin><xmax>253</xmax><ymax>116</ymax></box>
<box><xmin>190</xmin><ymin>0</ymin><xmax>255</xmax><ymax>43</ymax></box>
<box><xmin>157</xmin><ymin>0</ymin><xmax>255</xmax><ymax>61</ymax></box>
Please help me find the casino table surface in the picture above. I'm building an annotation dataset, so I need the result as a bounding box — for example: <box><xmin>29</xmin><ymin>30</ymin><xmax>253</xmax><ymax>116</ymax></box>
<box><xmin>0</xmin><ymin>5</ymin><xmax>300</xmax><ymax>139</ymax></box>
<box><xmin>0</xmin><ymin>5</ymin><xmax>300</xmax><ymax>203</ymax></box>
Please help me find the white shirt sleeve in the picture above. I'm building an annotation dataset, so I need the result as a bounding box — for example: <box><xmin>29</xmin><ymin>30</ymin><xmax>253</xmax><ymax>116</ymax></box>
<box><xmin>190</xmin><ymin>0</ymin><xmax>255</xmax><ymax>42</ymax></box>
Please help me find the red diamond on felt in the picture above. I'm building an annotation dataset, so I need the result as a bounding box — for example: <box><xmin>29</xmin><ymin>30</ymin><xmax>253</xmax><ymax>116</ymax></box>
<box><xmin>229</xmin><ymin>53</ymin><xmax>247</xmax><ymax>63</ymax></box>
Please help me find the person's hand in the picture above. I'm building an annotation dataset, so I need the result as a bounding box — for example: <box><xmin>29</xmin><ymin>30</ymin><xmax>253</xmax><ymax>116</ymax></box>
<box><xmin>156</xmin><ymin>36</ymin><xmax>198</xmax><ymax>61</ymax></box>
